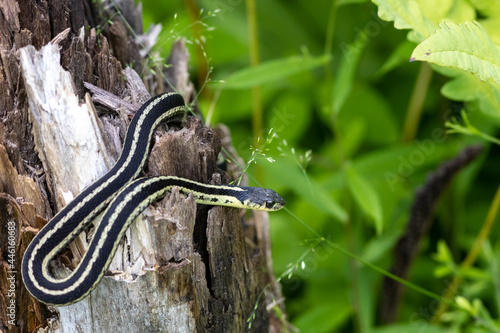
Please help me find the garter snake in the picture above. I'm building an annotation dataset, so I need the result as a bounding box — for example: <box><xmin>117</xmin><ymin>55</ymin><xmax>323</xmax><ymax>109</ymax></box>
<box><xmin>21</xmin><ymin>92</ymin><xmax>285</xmax><ymax>306</ymax></box>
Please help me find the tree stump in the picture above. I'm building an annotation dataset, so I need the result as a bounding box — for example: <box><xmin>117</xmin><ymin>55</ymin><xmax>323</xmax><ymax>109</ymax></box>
<box><xmin>0</xmin><ymin>1</ymin><xmax>285</xmax><ymax>332</ymax></box>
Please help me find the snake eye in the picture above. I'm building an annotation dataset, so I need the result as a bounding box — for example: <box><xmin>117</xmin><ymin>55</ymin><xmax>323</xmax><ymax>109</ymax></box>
<box><xmin>265</xmin><ymin>201</ymin><xmax>274</xmax><ymax>209</ymax></box>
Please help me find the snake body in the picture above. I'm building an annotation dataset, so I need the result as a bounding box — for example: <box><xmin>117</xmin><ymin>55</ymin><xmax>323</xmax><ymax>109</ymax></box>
<box><xmin>21</xmin><ymin>92</ymin><xmax>285</xmax><ymax>306</ymax></box>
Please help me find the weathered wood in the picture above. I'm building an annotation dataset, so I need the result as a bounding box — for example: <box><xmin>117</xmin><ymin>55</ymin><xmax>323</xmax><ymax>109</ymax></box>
<box><xmin>0</xmin><ymin>1</ymin><xmax>285</xmax><ymax>332</ymax></box>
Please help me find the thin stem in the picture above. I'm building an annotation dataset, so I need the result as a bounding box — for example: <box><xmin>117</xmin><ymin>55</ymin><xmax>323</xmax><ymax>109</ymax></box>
<box><xmin>432</xmin><ymin>184</ymin><xmax>500</xmax><ymax>322</ymax></box>
<box><xmin>325</xmin><ymin>238</ymin><xmax>447</xmax><ymax>303</ymax></box>
<box><xmin>245</xmin><ymin>0</ymin><xmax>263</xmax><ymax>182</ymax></box>
<box><xmin>205</xmin><ymin>86</ymin><xmax>223</xmax><ymax>126</ymax></box>
<box><xmin>284</xmin><ymin>206</ymin><xmax>447</xmax><ymax>304</ymax></box>
<box><xmin>446</xmin><ymin>110</ymin><xmax>500</xmax><ymax>146</ymax></box>
<box><xmin>183</xmin><ymin>0</ymin><xmax>208</xmax><ymax>92</ymax></box>
<box><xmin>245</xmin><ymin>0</ymin><xmax>263</xmax><ymax>141</ymax></box>
<box><xmin>223</xmin><ymin>135</ymin><xmax>446</xmax><ymax>307</ymax></box>
<box><xmin>401</xmin><ymin>63</ymin><xmax>433</xmax><ymax>142</ymax></box>
<box><xmin>484</xmin><ymin>242</ymin><xmax>500</xmax><ymax>318</ymax></box>
<box><xmin>463</xmin><ymin>184</ymin><xmax>500</xmax><ymax>266</ymax></box>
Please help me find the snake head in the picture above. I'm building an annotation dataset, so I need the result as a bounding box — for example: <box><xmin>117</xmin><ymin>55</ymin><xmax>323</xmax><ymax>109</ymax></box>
<box><xmin>243</xmin><ymin>187</ymin><xmax>286</xmax><ymax>211</ymax></box>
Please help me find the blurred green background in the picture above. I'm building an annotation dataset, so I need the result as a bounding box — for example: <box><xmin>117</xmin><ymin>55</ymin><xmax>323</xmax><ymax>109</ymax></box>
<box><xmin>138</xmin><ymin>0</ymin><xmax>500</xmax><ymax>332</ymax></box>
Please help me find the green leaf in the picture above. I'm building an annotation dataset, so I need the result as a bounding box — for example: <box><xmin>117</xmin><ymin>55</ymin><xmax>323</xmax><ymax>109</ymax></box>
<box><xmin>356</xmin><ymin>266</ymin><xmax>375</xmax><ymax>332</ymax></box>
<box><xmin>434</xmin><ymin>265</ymin><xmax>454</xmax><ymax>278</ymax></box>
<box><xmin>346</xmin><ymin>166</ymin><xmax>383</xmax><ymax>234</ymax></box>
<box><xmin>439</xmin><ymin>68</ymin><xmax>500</xmax><ymax>120</ymax></box>
<box><xmin>335</xmin><ymin>117</ymin><xmax>366</xmax><ymax>160</ymax></box>
<box><xmin>373</xmin><ymin>323</ymin><xmax>446</xmax><ymax>333</ymax></box>
<box><xmin>294</xmin><ymin>301</ymin><xmax>351</xmax><ymax>333</ymax></box>
<box><xmin>480</xmin><ymin>18</ymin><xmax>500</xmax><ymax>45</ymax></box>
<box><xmin>262</xmin><ymin>155</ymin><xmax>348</xmax><ymax>223</ymax></box>
<box><xmin>371</xmin><ymin>0</ymin><xmax>437</xmax><ymax>41</ymax></box>
<box><xmin>333</xmin><ymin>32</ymin><xmax>369</xmax><ymax>115</ymax></box>
<box><xmin>433</xmin><ymin>239</ymin><xmax>454</xmax><ymax>263</ymax></box>
<box><xmin>469</xmin><ymin>0</ymin><xmax>500</xmax><ymax>19</ymax></box>
<box><xmin>219</xmin><ymin>54</ymin><xmax>331</xmax><ymax>89</ymax></box>
<box><xmin>418</xmin><ymin>0</ymin><xmax>454</xmax><ymax>24</ymax></box>
<box><xmin>374</xmin><ymin>40</ymin><xmax>416</xmax><ymax>78</ymax></box>
<box><xmin>339</xmin><ymin>84</ymin><xmax>399</xmax><ymax>145</ymax></box>
<box><xmin>337</xmin><ymin>0</ymin><xmax>369</xmax><ymax>6</ymax></box>
<box><xmin>411</xmin><ymin>21</ymin><xmax>500</xmax><ymax>85</ymax></box>
<box><xmin>432</xmin><ymin>240</ymin><xmax>457</xmax><ymax>277</ymax></box>
<box><xmin>440</xmin><ymin>70</ymin><xmax>481</xmax><ymax>102</ymax></box>
<box><xmin>459</xmin><ymin>266</ymin><xmax>490</xmax><ymax>279</ymax></box>
<box><xmin>361</xmin><ymin>231</ymin><xmax>401</xmax><ymax>263</ymax></box>
<box><xmin>267</xmin><ymin>92</ymin><xmax>312</xmax><ymax>144</ymax></box>
<box><xmin>446</xmin><ymin>0</ymin><xmax>476</xmax><ymax>23</ymax></box>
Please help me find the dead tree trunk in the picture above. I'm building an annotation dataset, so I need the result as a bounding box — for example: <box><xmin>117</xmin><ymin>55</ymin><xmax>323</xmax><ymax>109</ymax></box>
<box><xmin>0</xmin><ymin>1</ymin><xmax>285</xmax><ymax>332</ymax></box>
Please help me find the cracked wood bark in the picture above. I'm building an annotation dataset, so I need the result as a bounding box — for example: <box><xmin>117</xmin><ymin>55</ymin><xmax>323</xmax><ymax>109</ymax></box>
<box><xmin>0</xmin><ymin>1</ymin><xmax>285</xmax><ymax>332</ymax></box>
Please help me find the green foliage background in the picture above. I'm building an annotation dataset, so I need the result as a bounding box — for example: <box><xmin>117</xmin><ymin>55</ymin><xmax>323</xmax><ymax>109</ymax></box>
<box><xmin>138</xmin><ymin>0</ymin><xmax>500</xmax><ymax>331</ymax></box>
